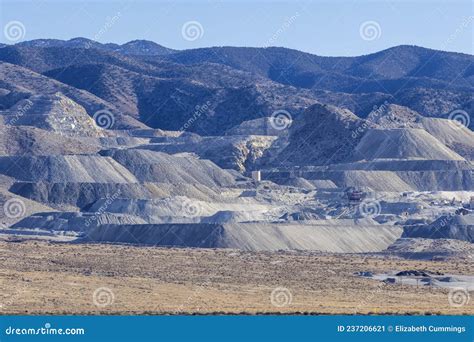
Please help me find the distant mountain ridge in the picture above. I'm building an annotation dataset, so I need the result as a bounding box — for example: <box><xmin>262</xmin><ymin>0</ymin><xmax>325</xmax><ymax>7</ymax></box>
<box><xmin>0</xmin><ymin>38</ymin><xmax>472</xmax><ymax>134</ymax></box>
<box><xmin>15</xmin><ymin>37</ymin><xmax>176</xmax><ymax>56</ymax></box>
<box><xmin>165</xmin><ymin>45</ymin><xmax>474</xmax><ymax>92</ymax></box>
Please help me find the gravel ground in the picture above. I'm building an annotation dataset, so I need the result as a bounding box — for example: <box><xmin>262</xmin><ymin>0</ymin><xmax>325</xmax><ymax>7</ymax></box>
<box><xmin>0</xmin><ymin>239</ymin><xmax>472</xmax><ymax>315</ymax></box>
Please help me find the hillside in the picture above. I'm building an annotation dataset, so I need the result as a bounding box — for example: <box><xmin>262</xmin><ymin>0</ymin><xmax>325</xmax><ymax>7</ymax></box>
<box><xmin>1</xmin><ymin>41</ymin><xmax>472</xmax><ymax>134</ymax></box>
<box><xmin>0</xmin><ymin>39</ymin><xmax>473</xmax><ymax>257</ymax></box>
<box><xmin>166</xmin><ymin>45</ymin><xmax>474</xmax><ymax>92</ymax></box>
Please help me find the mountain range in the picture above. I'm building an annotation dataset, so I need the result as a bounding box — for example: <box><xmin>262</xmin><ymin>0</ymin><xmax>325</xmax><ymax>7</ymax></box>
<box><xmin>0</xmin><ymin>38</ymin><xmax>472</xmax><ymax>135</ymax></box>
<box><xmin>1</xmin><ymin>37</ymin><xmax>474</xmax><ymax>255</ymax></box>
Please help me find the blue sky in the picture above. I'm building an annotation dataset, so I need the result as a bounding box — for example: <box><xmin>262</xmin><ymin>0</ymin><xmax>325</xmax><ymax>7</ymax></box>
<box><xmin>1</xmin><ymin>0</ymin><xmax>472</xmax><ymax>56</ymax></box>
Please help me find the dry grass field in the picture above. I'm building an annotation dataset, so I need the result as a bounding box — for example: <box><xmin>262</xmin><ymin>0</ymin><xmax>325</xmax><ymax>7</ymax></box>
<box><xmin>0</xmin><ymin>239</ymin><xmax>472</xmax><ymax>315</ymax></box>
